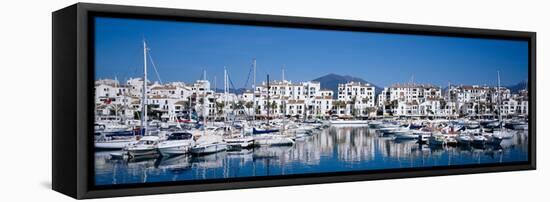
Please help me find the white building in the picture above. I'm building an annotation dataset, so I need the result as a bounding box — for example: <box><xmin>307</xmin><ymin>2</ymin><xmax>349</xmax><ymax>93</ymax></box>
<box><xmin>334</xmin><ymin>82</ymin><xmax>376</xmax><ymax>117</ymax></box>
<box><xmin>378</xmin><ymin>83</ymin><xmax>441</xmax><ymax>116</ymax></box>
<box><xmin>249</xmin><ymin>79</ymin><xmax>334</xmax><ymax>118</ymax></box>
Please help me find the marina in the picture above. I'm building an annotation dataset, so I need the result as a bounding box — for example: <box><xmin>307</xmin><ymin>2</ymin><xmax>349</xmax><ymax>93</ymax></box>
<box><xmin>93</xmin><ymin>39</ymin><xmax>530</xmax><ymax>186</ymax></box>
<box><xmin>95</xmin><ymin>123</ymin><xmax>529</xmax><ymax>185</ymax></box>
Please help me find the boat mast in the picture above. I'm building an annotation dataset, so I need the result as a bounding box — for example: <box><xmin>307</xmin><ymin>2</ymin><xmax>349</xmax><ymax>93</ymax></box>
<box><xmin>141</xmin><ymin>40</ymin><xmax>148</xmax><ymax>136</ymax></box>
<box><xmin>267</xmin><ymin>74</ymin><xmax>270</xmax><ymax>125</ymax></box>
<box><xmin>447</xmin><ymin>82</ymin><xmax>450</xmax><ymax>120</ymax></box>
<box><xmin>213</xmin><ymin>75</ymin><xmax>217</xmax><ymax>122</ymax></box>
<box><xmin>188</xmin><ymin>96</ymin><xmax>192</xmax><ymax>121</ymax></box>
<box><xmin>497</xmin><ymin>71</ymin><xmax>503</xmax><ymax>129</ymax></box>
<box><xmin>304</xmin><ymin>83</ymin><xmax>308</xmax><ymax>121</ymax></box>
<box><xmin>114</xmin><ymin>76</ymin><xmax>119</xmax><ymax>122</ymax></box>
<box><xmin>252</xmin><ymin>59</ymin><xmax>256</xmax><ymax>125</ymax></box>
<box><xmin>203</xmin><ymin>69</ymin><xmax>207</xmax><ymax>136</ymax></box>
<box><xmin>224</xmin><ymin>66</ymin><xmax>228</xmax><ymax>123</ymax></box>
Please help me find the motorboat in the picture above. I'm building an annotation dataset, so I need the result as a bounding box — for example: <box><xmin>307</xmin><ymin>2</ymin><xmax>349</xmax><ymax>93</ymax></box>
<box><xmin>394</xmin><ymin>130</ymin><xmax>430</xmax><ymax>141</ymax></box>
<box><xmin>368</xmin><ymin>121</ymin><xmax>383</xmax><ymax>128</ymax></box>
<box><xmin>286</xmin><ymin>124</ymin><xmax>314</xmax><ymax>138</ymax></box>
<box><xmin>489</xmin><ymin>130</ymin><xmax>515</xmax><ymax>140</ymax></box>
<box><xmin>444</xmin><ymin>134</ymin><xmax>458</xmax><ymax>146</ymax></box>
<box><xmin>506</xmin><ymin>120</ymin><xmax>528</xmax><ymax>130</ymax></box>
<box><xmin>377</xmin><ymin>124</ymin><xmax>402</xmax><ymax>134</ymax></box>
<box><xmin>94</xmin><ymin>130</ymin><xmax>137</xmax><ymax>150</ymax></box>
<box><xmin>190</xmin><ymin>135</ymin><xmax>228</xmax><ymax>155</ymax></box>
<box><xmin>393</xmin><ymin>131</ymin><xmax>417</xmax><ymax>140</ymax></box>
<box><xmin>471</xmin><ymin>133</ymin><xmax>487</xmax><ymax>145</ymax></box>
<box><xmin>125</xmin><ymin>136</ymin><xmax>160</xmax><ymax>158</ymax></box>
<box><xmin>253</xmin><ymin>134</ymin><xmax>295</xmax><ymax>146</ymax></box>
<box><xmin>456</xmin><ymin>134</ymin><xmax>473</xmax><ymax>145</ymax></box>
<box><xmin>329</xmin><ymin>119</ymin><xmax>369</xmax><ymax>125</ymax></box>
<box><xmin>429</xmin><ymin>132</ymin><xmax>446</xmax><ymax>146</ymax></box>
<box><xmin>157</xmin><ymin>132</ymin><xmax>195</xmax><ymax>156</ymax></box>
<box><xmin>224</xmin><ymin>133</ymin><xmax>255</xmax><ymax>149</ymax></box>
<box><xmin>485</xmin><ymin>134</ymin><xmax>504</xmax><ymax>145</ymax></box>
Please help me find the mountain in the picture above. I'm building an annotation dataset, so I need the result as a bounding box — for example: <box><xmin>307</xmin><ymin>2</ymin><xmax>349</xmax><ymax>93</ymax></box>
<box><xmin>312</xmin><ymin>73</ymin><xmax>381</xmax><ymax>95</ymax></box>
<box><xmin>507</xmin><ymin>81</ymin><xmax>528</xmax><ymax>93</ymax></box>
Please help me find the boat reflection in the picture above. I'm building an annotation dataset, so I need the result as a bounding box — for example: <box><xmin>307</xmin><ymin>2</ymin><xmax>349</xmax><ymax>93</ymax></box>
<box><xmin>95</xmin><ymin>126</ymin><xmax>528</xmax><ymax>185</ymax></box>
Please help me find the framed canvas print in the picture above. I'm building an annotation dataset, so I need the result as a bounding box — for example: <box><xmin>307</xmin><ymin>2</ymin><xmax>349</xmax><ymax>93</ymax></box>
<box><xmin>52</xmin><ymin>3</ymin><xmax>536</xmax><ymax>199</ymax></box>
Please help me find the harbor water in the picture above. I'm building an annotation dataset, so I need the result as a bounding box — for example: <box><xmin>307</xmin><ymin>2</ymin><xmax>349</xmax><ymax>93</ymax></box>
<box><xmin>95</xmin><ymin>126</ymin><xmax>529</xmax><ymax>186</ymax></box>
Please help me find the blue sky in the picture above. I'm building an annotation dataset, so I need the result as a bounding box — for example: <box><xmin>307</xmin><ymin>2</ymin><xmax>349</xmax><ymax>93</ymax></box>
<box><xmin>94</xmin><ymin>17</ymin><xmax>528</xmax><ymax>88</ymax></box>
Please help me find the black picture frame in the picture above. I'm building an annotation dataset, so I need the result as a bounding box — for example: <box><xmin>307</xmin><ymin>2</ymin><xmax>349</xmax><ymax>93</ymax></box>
<box><xmin>52</xmin><ymin>3</ymin><xmax>536</xmax><ymax>199</ymax></box>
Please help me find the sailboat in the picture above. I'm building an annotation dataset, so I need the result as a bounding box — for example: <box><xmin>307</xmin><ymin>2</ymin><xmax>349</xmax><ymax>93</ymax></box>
<box><xmin>190</xmin><ymin>69</ymin><xmax>228</xmax><ymax>155</ymax></box>
<box><xmin>97</xmin><ymin>41</ymin><xmax>156</xmax><ymax>150</ymax></box>
<box><xmin>484</xmin><ymin>71</ymin><xmax>515</xmax><ymax>145</ymax></box>
<box><xmin>222</xmin><ymin>66</ymin><xmax>255</xmax><ymax>149</ymax></box>
<box><xmin>252</xmin><ymin>73</ymin><xmax>294</xmax><ymax>146</ymax></box>
<box><xmin>123</xmin><ymin>40</ymin><xmax>162</xmax><ymax>157</ymax></box>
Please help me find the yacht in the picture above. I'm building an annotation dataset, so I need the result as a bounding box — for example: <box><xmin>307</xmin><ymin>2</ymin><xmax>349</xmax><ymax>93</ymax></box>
<box><xmin>190</xmin><ymin>135</ymin><xmax>228</xmax><ymax>155</ymax></box>
<box><xmin>457</xmin><ymin>134</ymin><xmax>473</xmax><ymax>145</ymax></box>
<box><xmin>444</xmin><ymin>134</ymin><xmax>458</xmax><ymax>146</ymax></box>
<box><xmin>94</xmin><ymin>130</ymin><xmax>137</xmax><ymax>150</ymax></box>
<box><xmin>125</xmin><ymin>136</ymin><xmax>160</xmax><ymax>158</ymax></box>
<box><xmin>224</xmin><ymin>136</ymin><xmax>255</xmax><ymax>149</ymax></box>
<box><xmin>253</xmin><ymin>134</ymin><xmax>295</xmax><ymax>146</ymax></box>
<box><xmin>329</xmin><ymin>119</ymin><xmax>369</xmax><ymax>125</ymax></box>
<box><xmin>429</xmin><ymin>133</ymin><xmax>446</xmax><ymax>146</ymax></box>
<box><xmin>471</xmin><ymin>133</ymin><xmax>487</xmax><ymax>145</ymax></box>
<box><xmin>157</xmin><ymin>132</ymin><xmax>195</xmax><ymax>156</ymax></box>
<box><xmin>393</xmin><ymin>131</ymin><xmax>417</xmax><ymax>140</ymax></box>
<box><xmin>494</xmin><ymin>129</ymin><xmax>515</xmax><ymax>139</ymax></box>
<box><xmin>506</xmin><ymin>120</ymin><xmax>528</xmax><ymax>130</ymax></box>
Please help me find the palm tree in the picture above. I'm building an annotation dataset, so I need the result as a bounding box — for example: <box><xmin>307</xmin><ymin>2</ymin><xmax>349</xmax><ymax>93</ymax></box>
<box><xmin>279</xmin><ymin>101</ymin><xmax>285</xmax><ymax>116</ymax></box>
<box><xmin>216</xmin><ymin>101</ymin><xmax>225</xmax><ymax>117</ymax></box>
<box><xmin>332</xmin><ymin>100</ymin><xmax>346</xmax><ymax>115</ymax></box>
<box><xmin>243</xmin><ymin>101</ymin><xmax>253</xmax><ymax>115</ymax></box>
<box><xmin>270</xmin><ymin>101</ymin><xmax>278</xmax><ymax>115</ymax></box>
<box><xmin>364</xmin><ymin>107</ymin><xmax>377</xmax><ymax>117</ymax></box>
<box><xmin>360</xmin><ymin>97</ymin><xmax>370</xmax><ymax>115</ymax></box>
<box><xmin>235</xmin><ymin>100</ymin><xmax>244</xmax><ymax>115</ymax></box>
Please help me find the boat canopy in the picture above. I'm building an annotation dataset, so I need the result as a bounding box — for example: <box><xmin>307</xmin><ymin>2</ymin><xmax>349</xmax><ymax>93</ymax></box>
<box><xmin>167</xmin><ymin>132</ymin><xmax>193</xmax><ymax>140</ymax></box>
<box><xmin>139</xmin><ymin>136</ymin><xmax>160</xmax><ymax>141</ymax></box>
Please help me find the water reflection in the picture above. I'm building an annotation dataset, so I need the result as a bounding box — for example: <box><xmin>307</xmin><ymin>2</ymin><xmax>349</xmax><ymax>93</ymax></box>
<box><xmin>95</xmin><ymin>126</ymin><xmax>529</xmax><ymax>185</ymax></box>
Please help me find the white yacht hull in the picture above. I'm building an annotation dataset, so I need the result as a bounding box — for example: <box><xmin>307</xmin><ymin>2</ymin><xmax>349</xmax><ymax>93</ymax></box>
<box><xmin>224</xmin><ymin>136</ymin><xmax>255</xmax><ymax>148</ymax></box>
<box><xmin>512</xmin><ymin>124</ymin><xmax>528</xmax><ymax>130</ymax></box>
<box><xmin>158</xmin><ymin>144</ymin><xmax>193</xmax><ymax>156</ymax></box>
<box><xmin>157</xmin><ymin>139</ymin><xmax>195</xmax><ymax>156</ymax></box>
<box><xmin>95</xmin><ymin>140</ymin><xmax>135</xmax><ymax>150</ymax></box>
<box><xmin>394</xmin><ymin>132</ymin><xmax>418</xmax><ymax>140</ymax></box>
<box><xmin>329</xmin><ymin>120</ymin><xmax>369</xmax><ymax>125</ymax></box>
<box><xmin>254</xmin><ymin>136</ymin><xmax>295</xmax><ymax>146</ymax></box>
<box><xmin>127</xmin><ymin>148</ymin><xmax>157</xmax><ymax>157</ymax></box>
<box><xmin>457</xmin><ymin>136</ymin><xmax>473</xmax><ymax>145</ymax></box>
<box><xmin>190</xmin><ymin>143</ymin><xmax>228</xmax><ymax>155</ymax></box>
